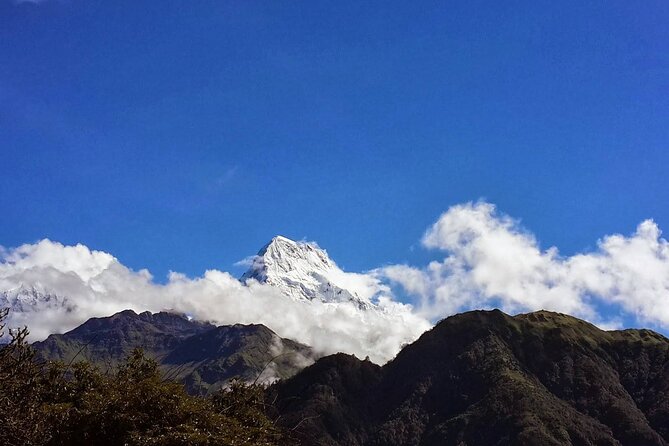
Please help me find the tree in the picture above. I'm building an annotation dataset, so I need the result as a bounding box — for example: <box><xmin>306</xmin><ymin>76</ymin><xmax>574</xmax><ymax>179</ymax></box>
<box><xmin>0</xmin><ymin>308</ymin><xmax>49</xmax><ymax>445</ymax></box>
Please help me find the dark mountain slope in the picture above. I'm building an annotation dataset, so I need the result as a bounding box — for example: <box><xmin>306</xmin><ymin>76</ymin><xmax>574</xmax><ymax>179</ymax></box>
<box><xmin>33</xmin><ymin>310</ymin><xmax>213</xmax><ymax>365</ymax></box>
<box><xmin>166</xmin><ymin>323</ymin><xmax>313</xmax><ymax>394</ymax></box>
<box><xmin>33</xmin><ymin>310</ymin><xmax>315</xmax><ymax>394</ymax></box>
<box><xmin>272</xmin><ymin>310</ymin><xmax>669</xmax><ymax>446</ymax></box>
<box><xmin>274</xmin><ymin>353</ymin><xmax>383</xmax><ymax>445</ymax></box>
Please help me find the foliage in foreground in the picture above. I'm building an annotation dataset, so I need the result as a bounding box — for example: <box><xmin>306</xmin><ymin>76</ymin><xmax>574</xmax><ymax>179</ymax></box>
<box><xmin>0</xmin><ymin>308</ymin><xmax>290</xmax><ymax>446</ymax></box>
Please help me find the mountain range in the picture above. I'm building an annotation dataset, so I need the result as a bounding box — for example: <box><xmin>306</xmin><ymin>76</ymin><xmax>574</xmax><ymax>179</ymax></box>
<box><xmin>33</xmin><ymin>309</ymin><xmax>314</xmax><ymax>395</ymax></box>
<box><xmin>3</xmin><ymin>235</ymin><xmax>386</xmax><ymax>338</ymax></box>
<box><xmin>5</xmin><ymin>236</ymin><xmax>669</xmax><ymax>444</ymax></box>
<box><xmin>33</xmin><ymin>306</ymin><xmax>669</xmax><ymax>445</ymax></box>
<box><xmin>5</xmin><ymin>235</ymin><xmax>397</xmax><ymax>392</ymax></box>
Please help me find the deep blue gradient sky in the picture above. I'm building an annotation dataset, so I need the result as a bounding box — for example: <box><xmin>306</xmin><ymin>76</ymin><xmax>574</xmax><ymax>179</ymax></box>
<box><xmin>1</xmin><ymin>0</ymin><xmax>668</xmax><ymax>279</ymax></box>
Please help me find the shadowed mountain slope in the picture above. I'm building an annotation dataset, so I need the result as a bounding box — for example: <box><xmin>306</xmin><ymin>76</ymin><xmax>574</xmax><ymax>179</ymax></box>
<box><xmin>272</xmin><ymin>310</ymin><xmax>669</xmax><ymax>446</ymax></box>
<box><xmin>33</xmin><ymin>310</ymin><xmax>315</xmax><ymax>394</ymax></box>
<box><xmin>32</xmin><ymin>310</ymin><xmax>213</xmax><ymax>364</ymax></box>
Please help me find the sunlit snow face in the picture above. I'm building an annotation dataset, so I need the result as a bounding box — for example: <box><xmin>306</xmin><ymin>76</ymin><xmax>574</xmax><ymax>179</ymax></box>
<box><xmin>240</xmin><ymin>235</ymin><xmax>386</xmax><ymax>306</ymax></box>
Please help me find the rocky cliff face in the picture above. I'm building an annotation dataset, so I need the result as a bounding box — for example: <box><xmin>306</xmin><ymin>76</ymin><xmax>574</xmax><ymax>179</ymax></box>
<box><xmin>271</xmin><ymin>310</ymin><xmax>669</xmax><ymax>446</ymax></box>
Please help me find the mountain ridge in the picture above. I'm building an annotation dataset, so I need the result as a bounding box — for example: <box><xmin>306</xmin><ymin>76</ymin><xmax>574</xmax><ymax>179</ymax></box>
<box><xmin>33</xmin><ymin>309</ymin><xmax>315</xmax><ymax>394</ymax></box>
<box><xmin>271</xmin><ymin>309</ymin><xmax>669</xmax><ymax>446</ymax></box>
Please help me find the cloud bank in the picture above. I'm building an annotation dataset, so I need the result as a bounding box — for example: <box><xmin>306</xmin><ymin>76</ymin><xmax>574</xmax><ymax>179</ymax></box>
<box><xmin>3</xmin><ymin>201</ymin><xmax>669</xmax><ymax>363</ymax></box>
<box><xmin>0</xmin><ymin>240</ymin><xmax>429</xmax><ymax>364</ymax></box>
<box><xmin>380</xmin><ymin>202</ymin><xmax>669</xmax><ymax>330</ymax></box>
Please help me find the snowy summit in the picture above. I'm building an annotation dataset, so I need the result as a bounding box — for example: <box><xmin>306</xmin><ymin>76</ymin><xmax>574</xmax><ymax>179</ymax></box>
<box><xmin>241</xmin><ymin>236</ymin><xmax>374</xmax><ymax>309</ymax></box>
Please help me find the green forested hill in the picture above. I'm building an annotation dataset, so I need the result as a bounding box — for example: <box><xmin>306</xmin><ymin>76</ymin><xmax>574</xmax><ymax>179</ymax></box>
<box><xmin>272</xmin><ymin>309</ymin><xmax>669</xmax><ymax>446</ymax></box>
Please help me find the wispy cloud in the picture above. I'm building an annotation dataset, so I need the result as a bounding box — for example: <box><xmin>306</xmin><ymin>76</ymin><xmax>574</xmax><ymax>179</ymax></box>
<box><xmin>233</xmin><ymin>255</ymin><xmax>258</xmax><ymax>268</ymax></box>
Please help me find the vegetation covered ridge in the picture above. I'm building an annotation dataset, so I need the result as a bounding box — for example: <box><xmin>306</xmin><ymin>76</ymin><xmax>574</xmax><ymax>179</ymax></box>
<box><xmin>0</xmin><ymin>308</ymin><xmax>294</xmax><ymax>446</ymax></box>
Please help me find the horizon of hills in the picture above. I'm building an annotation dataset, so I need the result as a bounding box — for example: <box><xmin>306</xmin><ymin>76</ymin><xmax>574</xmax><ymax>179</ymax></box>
<box><xmin>32</xmin><ymin>309</ymin><xmax>315</xmax><ymax>395</ymax></box>
<box><xmin>272</xmin><ymin>309</ymin><xmax>669</xmax><ymax>446</ymax></box>
<box><xmin>5</xmin><ymin>235</ymin><xmax>669</xmax><ymax>444</ymax></box>
<box><xmin>28</xmin><ymin>307</ymin><xmax>669</xmax><ymax>445</ymax></box>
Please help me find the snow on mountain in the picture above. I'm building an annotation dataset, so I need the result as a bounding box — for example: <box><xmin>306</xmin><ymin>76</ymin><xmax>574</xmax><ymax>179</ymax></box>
<box><xmin>0</xmin><ymin>238</ymin><xmax>430</xmax><ymax>362</ymax></box>
<box><xmin>241</xmin><ymin>236</ymin><xmax>383</xmax><ymax>309</ymax></box>
<box><xmin>0</xmin><ymin>285</ymin><xmax>76</xmax><ymax>343</ymax></box>
<box><xmin>0</xmin><ymin>284</ymin><xmax>73</xmax><ymax>314</ymax></box>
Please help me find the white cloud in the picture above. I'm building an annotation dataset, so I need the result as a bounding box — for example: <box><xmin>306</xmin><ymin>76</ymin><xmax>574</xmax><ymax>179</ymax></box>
<box><xmin>379</xmin><ymin>201</ymin><xmax>669</xmax><ymax>330</ymax></box>
<box><xmin>0</xmin><ymin>239</ymin><xmax>429</xmax><ymax>364</ymax></box>
<box><xmin>3</xmin><ymin>201</ymin><xmax>669</xmax><ymax>364</ymax></box>
<box><xmin>2</xmin><ymin>240</ymin><xmax>115</xmax><ymax>282</ymax></box>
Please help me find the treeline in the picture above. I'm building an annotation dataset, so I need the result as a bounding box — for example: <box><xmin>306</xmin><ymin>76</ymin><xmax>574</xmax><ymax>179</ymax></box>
<box><xmin>0</xmin><ymin>309</ymin><xmax>291</xmax><ymax>446</ymax></box>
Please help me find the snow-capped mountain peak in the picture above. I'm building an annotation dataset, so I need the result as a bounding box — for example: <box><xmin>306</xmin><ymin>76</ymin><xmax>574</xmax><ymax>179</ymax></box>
<box><xmin>0</xmin><ymin>284</ymin><xmax>73</xmax><ymax>314</ymax></box>
<box><xmin>240</xmin><ymin>236</ymin><xmax>376</xmax><ymax>307</ymax></box>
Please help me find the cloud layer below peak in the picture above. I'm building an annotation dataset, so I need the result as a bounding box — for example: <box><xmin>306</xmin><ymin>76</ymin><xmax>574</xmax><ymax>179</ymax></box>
<box><xmin>2</xmin><ymin>201</ymin><xmax>669</xmax><ymax>363</ymax></box>
<box><xmin>0</xmin><ymin>239</ymin><xmax>429</xmax><ymax>364</ymax></box>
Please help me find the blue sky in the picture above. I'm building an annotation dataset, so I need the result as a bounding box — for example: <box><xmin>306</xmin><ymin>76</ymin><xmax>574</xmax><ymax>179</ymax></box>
<box><xmin>1</xmin><ymin>0</ymin><xmax>668</xmax><ymax>282</ymax></box>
